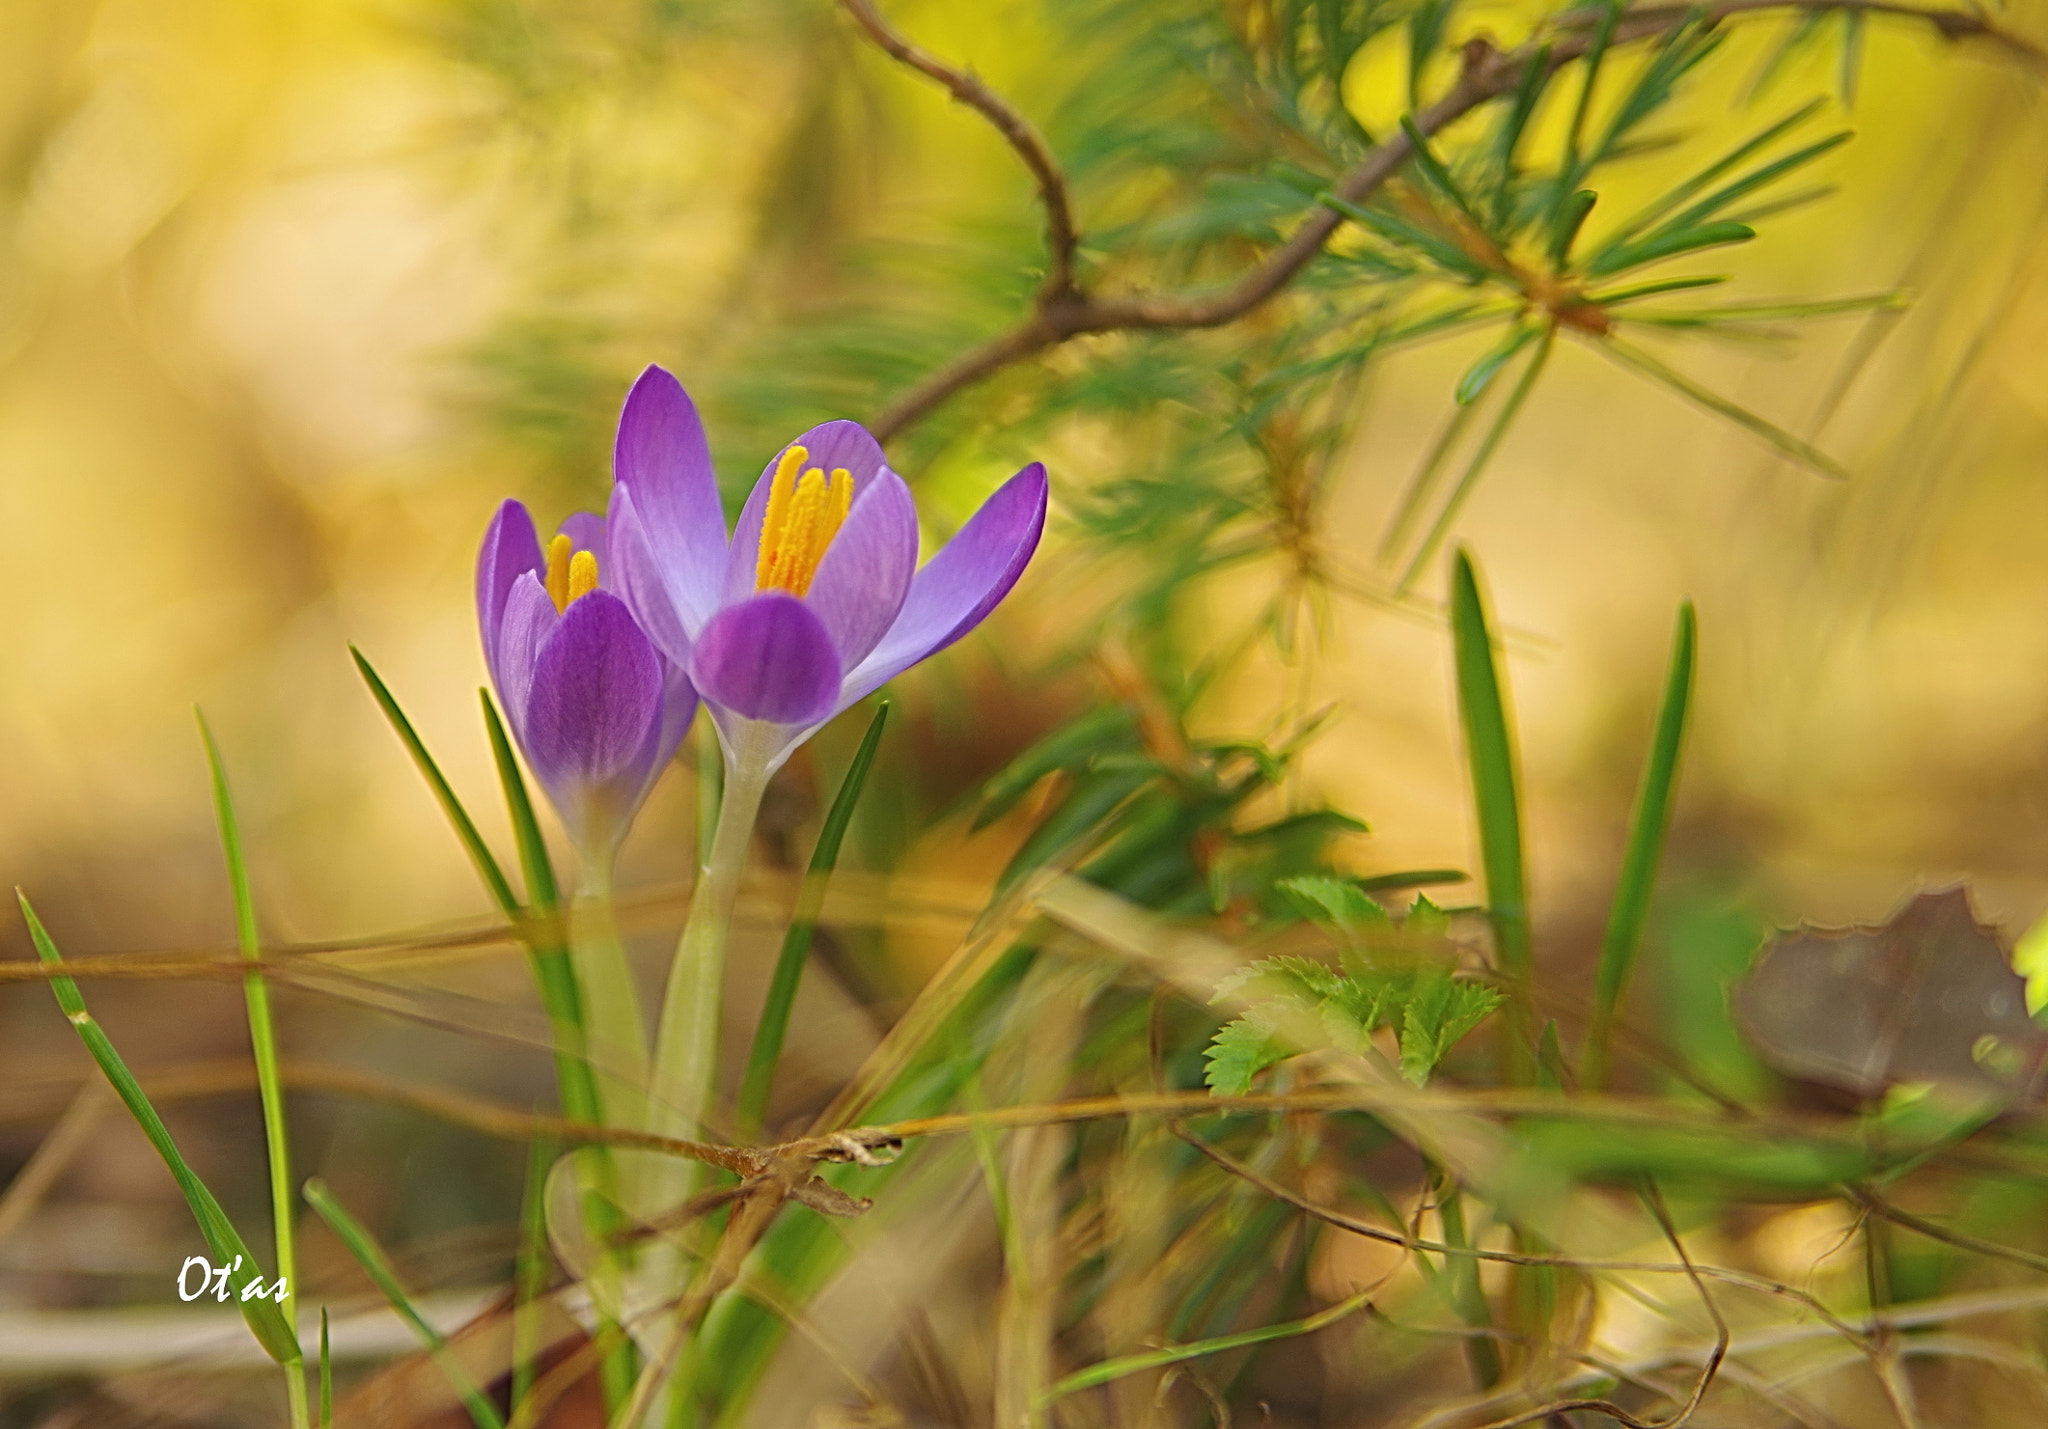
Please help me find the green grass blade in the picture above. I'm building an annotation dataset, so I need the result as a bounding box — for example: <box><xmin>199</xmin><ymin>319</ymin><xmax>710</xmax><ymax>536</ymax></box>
<box><xmin>18</xmin><ymin>893</ymin><xmax>302</xmax><ymax>1367</ymax></box>
<box><xmin>1585</xmin><ymin>275</ymin><xmax>1730</xmax><ymax>306</ymax></box>
<box><xmin>1489</xmin><ymin>47</ymin><xmax>1551</xmax><ymax>231</ymax></box>
<box><xmin>1435</xmin><ymin>1179</ymin><xmax>1502</xmax><ymax>1387</ymax></box>
<box><xmin>1547</xmin><ymin>188</ymin><xmax>1597</xmax><ymax>266</ymax></box>
<box><xmin>511</xmin><ymin>1131</ymin><xmax>556</xmax><ymax>1414</ymax></box>
<box><xmin>1583</xmin><ymin>602</ymin><xmax>1696</xmax><ymax>1090</ymax></box>
<box><xmin>1399</xmin><ymin>116</ymin><xmax>1492</xmax><ymax>243</ymax></box>
<box><xmin>1042</xmin><ymin>1284</ymin><xmax>1374</xmax><ymax>1404</ymax></box>
<box><xmin>351</xmin><ymin>648</ymin><xmax>520</xmax><ymax>916</ymax></box>
<box><xmin>319</xmin><ymin>1309</ymin><xmax>333</xmax><ymax>1429</ymax></box>
<box><xmin>480</xmin><ymin>690</ymin><xmax>560</xmax><ymax>913</ymax></box>
<box><xmin>737</xmin><ymin>701</ymin><xmax>889</xmax><ymax>1137</ymax></box>
<box><xmin>196</xmin><ymin>712</ymin><xmax>308</xmax><ymax>1428</ymax></box>
<box><xmin>303</xmin><ymin>1178</ymin><xmax>507</xmax><ymax>1429</ymax></box>
<box><xmin>1379</xmin><ymin>387</ymin><xmax>1482</xmax><ymax>565</ymax></box>
<box><xmin>1454</xmin><ymin>323</ymin><xmax>1540</xmax><ymax>406</ymax></box>
<box><xmin>1400</xmin><ymin>327</ymin><xmax>1556</xmax><ymax>591</ymax></box>
<box><xmin>1596</xmin><ymin>333</ymin><xmax>1848</xmax><ymax>478</ymax></box>
<box><xmin>1583</xmin><ymin>220</ymin><xmax>1755</xmax><ymax>279</ymax></box>
<box><xmin>478</xmin><ymin>690</ymin><xmax>601</xmax><ymax>1131</ymax></box>
<box><xmin>1839</xmin><ymin>8</ymin><xmax>1866</xmax><ymax>106</ymax></box>
<box><xmin>1587</xmin><ymin>99</ymin><xmax>1826</xmax><ymax>261</ymax></box>
<box><xmin>1448</xmin><ymin>551</ymin><xmax>1533</xmax><ymax>1081</ymax></box>
<box><xmin>1556</xmin><ymin>0</ymin><xmax>1622</xmax><ymax>197</ymax></box>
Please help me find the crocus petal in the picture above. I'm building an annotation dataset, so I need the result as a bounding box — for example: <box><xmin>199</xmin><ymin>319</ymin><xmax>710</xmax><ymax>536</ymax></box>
<box><xmin>558</xmin><ymin>511</ymin><xmax>609</xmax><ymax>574</ymax></box>
<box><xmin>607</xmin><ymin>485</ymin><xmax>695</xmax><ymax>668</ymax></box>
<box><xmin>614</xmin><ymin>365</ymin><xmax>728</xmax><ymax>631</ymax></box>
<box><xmin>478</xmin><ymin>500</ymin><xmax>544</xmax><ymax>687</ymax></box>
<box><xmin>495</xmin><ymin>572</ymin><xmax>559</xmax><ymax>747</ymax></box>
<box><xmin>689</xmin><ymin>593</ymin><xmax>842</xmax><ymax>726</ymax></box>
<box><xmin>840</xmin><ymin>461</ymin><xmax>1048</xmax><ymax>706</ymax></box>
<box><xmin>723</xmin><ymin>420</ymin><xmax>891</xmax><ymax>606</ymax></box>
<box><xmin>803</xmin><ymin>469</ymin><xmax>919</xmax><ymax>669</ymax></box>
<box><xmin>523</xmin><ymin>592</ymin><xmax>666</xmax><ymax>847</ymax></box>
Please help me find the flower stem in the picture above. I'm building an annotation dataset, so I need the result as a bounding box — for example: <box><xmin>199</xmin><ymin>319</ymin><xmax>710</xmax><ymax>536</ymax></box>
<box><xmin>650</xmin><ymin>736</ymin><xmax>773</xmax><ymax>1154</ymax></box>
<box><xmin>570</xmin><ymin>859</ymin><xmax>649</xmax><ymax>1132</ymax></box>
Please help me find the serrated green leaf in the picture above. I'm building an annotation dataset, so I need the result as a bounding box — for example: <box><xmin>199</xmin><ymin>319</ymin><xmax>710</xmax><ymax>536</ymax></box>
<box><xmin>1204</xmin><ymin>1017</ymin><xmax>1289</xmax><ymax>1095</ymax></box>
<box><xmin>1405</xmin><ymin>893</ymin><xmax>1452</xmax><ymax>938</ymax></box>
<box><xmin>1397</xmin><ymin>973</ymin><xmax>1505</xmax><ymax>1085</ymax></box>
<box><xmin>1213</xmin><ymin>954</ymin><xmax>1347</xmax><ymax>1006</ymax></box>
<box><xmin>1276</xmin><ymin>875</ymin><xmax>1393</xmax><ymax>934</ymax></box>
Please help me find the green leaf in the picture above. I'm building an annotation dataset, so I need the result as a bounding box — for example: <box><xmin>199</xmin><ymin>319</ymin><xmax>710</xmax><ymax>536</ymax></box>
<box><xmin>972</xmin><ymin>705</ymin><xmax>1139</xmax><ymax>830</ymax></box>
<box><xmin>1213</xmin><ymin>954</ymin><xmax>1348</xmax><ymax>1006</ymax></box>
<box><xmin>1590</xmin><ymin>99</ymin><xmax>1827</xmax><ymax>255</ymax></box>
<box><xmin>303</xmin><ymin>1179</ymin><xmax>506</xmax><ymax>1429</ymax></box>
<box><xmin>1399</xmin><ymin>328</ymin><xmax>1556</xmax><ymax>589</ymax></box>
<box><xmin>1584</xmin><ymin>221</ymin><xmax>1756</xmax><ymax>279</ymax></box>
<box><xmin>1204</xmin><ymin>1016</ymin><xmax>1289</xmax><ymax>1095</ymax></box>
<box><xmin>1654</xmin><ymin>133</ymin><xmax>1850</xmax><ymax>235</ymax></box>
<box><xmin>1397</xmin><ymin>972</ymin><xmax>1505</xmax><ymax>1085</ymax></box>
<box><xmin>1399</xmin><ymin>115</ymin><xmax>1492</xmax><ymax>243</ymax></box>
<box><xmin>196</xmin><ymin>713</ymin><xmax>305</xmax><ymax>1426</ymax></box>
<box><xmin>1405</xmin><ymin>893</ymin><xmax>1452</xmax><ymax>939</ymax></box>
<box><xmin>1321</xmin><ymin>192</ymin><xmax>1491</xmax><ymax>281</ymax></box>
<box><xmin>737</xmin><ymin>701</ymin><xmax>889</xmax><ymax>1135</ymax></box>
<box><xmin>481</xmin><ymin>690</ymin><xmax>559</xmax><ymax>912</ymax></box>
<box><xmin>1583</xmin><ymin>602</ymin><xmax>1695</xmax><ymax>1089</ymax></box>
<box><xmin>351</xmin><ymin>648</ymin><xmax>519</xmax><ymax>917</ymax></box>
<box><xmin>1275</xmin><ymin>875</ymin><xmax>1393</xmax><ymax>935</ymax></box>
<box><xmin>1585</xmin><ymin>275</ymin><xmax>1731</xmax><ymax>306</ymax></box>
<box><xmin>1547</xmin><ymin>189</ymin><xmax>1598</xmax><ymax>265</ymax></box>
<box><xmin>1596</xmin><ymin>334</ymin><xmax>1848</xmax><ymax>478</ymax></box>
<box><xmin>18</xmin><ymin>894</ymin><xmax>302</xmax><ymax>1369</ymax></box>
<box><xmin>1448</xmin><ymin>551</ymin><xmax>1532</xmax><ymax>1079</ymax></box>
<box><xmin>1455</xmin><ymin>324</ymin><xmax>1541</xmax><ymax>406</ymax></box>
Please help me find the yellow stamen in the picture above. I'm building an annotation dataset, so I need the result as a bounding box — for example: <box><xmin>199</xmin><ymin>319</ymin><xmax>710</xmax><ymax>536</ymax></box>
<box><xmin>544</xmin><ymin>534</ymin><xmax>601</xmax><ymax>613</ymax></box>
<box><xmin>545</xmin><ymin>533</ymin><xmax>574</xmax><ymax>612</ymax></box>
<box><xmin>567</xmin><ymin>549</ymin><xmax>599</xmax><ymax>605</ymax></box>
<box><xmin>754</xmin><ymin>448</ymin><xmax>853</xmax><ymax>598</ymax></box>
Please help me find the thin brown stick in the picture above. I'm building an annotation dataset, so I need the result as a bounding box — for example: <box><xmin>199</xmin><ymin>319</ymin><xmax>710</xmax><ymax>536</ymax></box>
<box><xmin>861</xmin><ymin>0</ymin><xmax>2037</xmax><ymax>442</ymax></box>
<box><xmin>1847</xmin><ymin>1183</ymin><xmax>2048</xmax><ymax>1278</ymax></box>
<box><xmin>838</xmin><ymin>0</ymin><xmax>1081</xmax><ymax>302</ymax></box>
<box><xmin>1169</xmin><ymin>1125</ymin><xmax>1859</xmax><ymax>1343</ymax></box>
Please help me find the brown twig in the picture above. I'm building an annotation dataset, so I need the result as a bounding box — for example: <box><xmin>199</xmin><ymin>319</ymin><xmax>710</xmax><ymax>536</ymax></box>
<box><xmin>838</xmin><ymin>0</ymin><xmax>1081</xmax><ymax>304</ymax></box>
<box><xmin>855</xmin><ymin>0</ymin><xmax>2039</xmax><ymax>443</ymax></box>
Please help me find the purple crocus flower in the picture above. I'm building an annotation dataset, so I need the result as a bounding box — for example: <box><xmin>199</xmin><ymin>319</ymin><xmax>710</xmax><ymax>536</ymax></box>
<box><xmin>477</xmin><ymin>500</ymin><xmax>698</xmax><ymax>860</ymax></box>
<box><xmin>604</xmin><ymin>364</ymin><xmax>1047</xmax><ymax>773</ymax></box>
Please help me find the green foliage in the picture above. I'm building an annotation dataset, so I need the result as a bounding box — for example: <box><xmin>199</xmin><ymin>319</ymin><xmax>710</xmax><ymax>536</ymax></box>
<box><xmin>1203</xmin><ymin>892</ymin><xmax>1504</xmax><ymax>1091</ymax></box>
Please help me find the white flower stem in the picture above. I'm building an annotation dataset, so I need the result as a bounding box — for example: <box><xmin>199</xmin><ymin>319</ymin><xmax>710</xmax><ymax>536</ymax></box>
<box><xmin>569</xmin><ymin>856</ymin><xmax>650</xmax><ymax>1133</ymax></box>
<box><xmin>650</xmin><ymin>726</ymin><xmax>775</xmax><ymax>1157</ymax></box>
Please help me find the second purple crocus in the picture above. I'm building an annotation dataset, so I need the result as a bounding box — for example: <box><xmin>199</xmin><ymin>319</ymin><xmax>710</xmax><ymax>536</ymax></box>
<box><xmin>477</xmin><ymin>501</ymin><xmax>697</xmax><ymax>861</ymax></box>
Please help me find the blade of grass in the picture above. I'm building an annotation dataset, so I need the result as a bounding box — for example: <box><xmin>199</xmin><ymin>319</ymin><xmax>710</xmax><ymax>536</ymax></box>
<box><xmin>1448</xmin><ymin>550</ymin><xmax>1533</xmax><ymax>1082</ymax></box>
<box><xmin>512</xmin><ymin>1130</ymin><xmax>556</xmax><ymax>1415</ymax></box>
<box><xmin>319</xmin><ymin>1309</ymin><xmax>333</xmax><ymax>1429</ymax></box>
<box><xmin>196</xmin><ymin>712</ymin><xmax>309</xmax><ymax>1429</ymax></box>
<box><xmin>736</xmin><ymin>701</ymin><xmax>889</xmax><ymax>1138</ymax></box>
<box><xmin>480</xmin><ymin>691</ymin><xmax>601</xmax><ymax>1128</ymax></box>
<box><xmin>1583</xmin><ymin>602</ymin><xmax>1696</xmax><ymax>1090</ymax></box>
<box><xmin>17</xmin><ymin>893</ymin><xmax>302</xmax><ymax>1367</ymax></box>
<box><xmin>1595</xmin><ymin>333</ymin><xmax>1849</xmax><ymax>478</ymax></box>
<box><xmin>1379</xmin><ymin>385</ymin><xmax>1483</xmax><ymax>566</ymax></box>
<box><xmin>1435</xmin><ymin>1175</ymin><xmax>1503</xmax><ymax>1388</ymax></box>
<box><xmin>1042</xmin><ymin>1284</ymin><xmax>1372</xmax><ymax>1405</ymax></box>
<box><xmin>303</xmin><ymin>1178</ymin><xmax>507</xmax><ymax>1429</ymax></box>
<box><xmin>480</xmin><ymin>692</ymin><xmax>634</xmax><ymax>1419</ymax></box>
<box><xmin>1400</xmin><ymin>327</ymin><xmax>1557</xmax><ymax>592</ymax></box>
<box><xmin>1587</xmin><ymin>98</ymin><xmax>1827</xmax><ymax>260</ymax></box>
<box><xmin>351</xmin><ymin>647</ymin><xmax>519</xmax><ymax>915</ymax></box>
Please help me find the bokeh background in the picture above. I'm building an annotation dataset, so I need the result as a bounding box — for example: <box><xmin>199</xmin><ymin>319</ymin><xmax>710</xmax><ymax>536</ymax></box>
<box><xmin>4</xmin><ymin>0</ymin><xmax>2048</xmax><ymax>1422</ymax></box>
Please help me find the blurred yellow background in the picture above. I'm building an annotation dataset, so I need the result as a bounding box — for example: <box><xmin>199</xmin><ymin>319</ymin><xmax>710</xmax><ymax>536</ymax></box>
<box><xmin>3</xmin><ymin>0</ymin><xmax>2046</xmax><ymax>977</ymax></box>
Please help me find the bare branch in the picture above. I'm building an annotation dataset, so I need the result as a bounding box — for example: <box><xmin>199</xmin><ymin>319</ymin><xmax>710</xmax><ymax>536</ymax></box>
<box><xmin>866</xmin><ymin>0</ymin><xmax>2039</xmax><ymax>443</ymax></box>
<box><xmin>839</xmin><ymin>0</ymin><xmax>1081</xmax><ymax>302</ymax></box>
